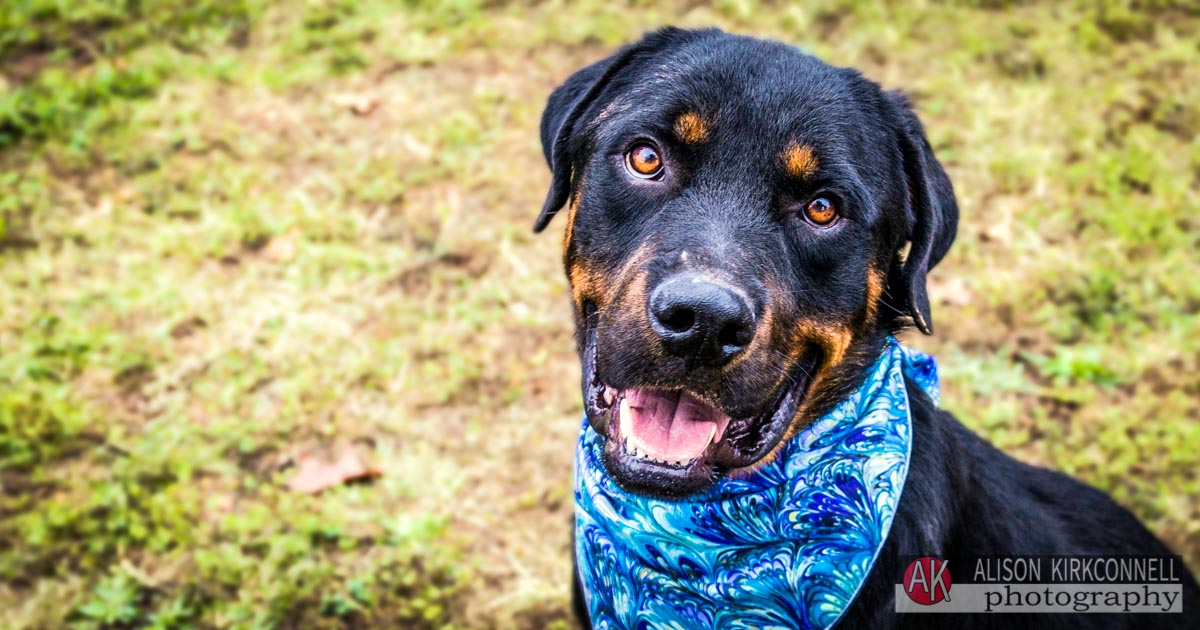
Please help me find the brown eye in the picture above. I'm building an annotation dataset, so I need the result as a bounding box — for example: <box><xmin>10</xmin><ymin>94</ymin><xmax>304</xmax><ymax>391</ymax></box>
<box><xmin>626</xmin><ymin>143</ymin><xmax>663</xmax><ymax>178</ymax></box>
<box><xmin>804</xmin><ymin>197</ymin><xmax>838</xmax><ymax>226</ymax></box>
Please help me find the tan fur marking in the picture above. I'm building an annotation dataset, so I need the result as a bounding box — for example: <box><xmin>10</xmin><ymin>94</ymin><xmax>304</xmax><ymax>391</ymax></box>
<box><xmin>728</xmin><ymin>319</ymin><xmax>854</xmax><ymax>478</ymax></box>
<box><xmin>607</xmin><ymin>244</ymin><xmax>662</xmax><ymax>359</ymax></box>
<box><xmin>674</xmin><ymin>112</ymin><xmax>710</xmax><ymax>143</ymax></box>
<box><xmin>793</xmin><ymin>321</ymin><xmax>852</xmax><ymax>372</ymax></box>
<box><xmin>568</xmin><ymin>263</ymin><xmax>602</xmax><ymax>309</ymax></box>
<box><xmin>613</xmin><ymin>244</ymin><xmax>655</xmax><ymax>291</ymax></box>
<box><xmin>864</xmin><ymin>267</ymin><xmax>885</xmax><ymax>323</ymax></box>
<box><xmin>781</xmin><ymin>143</ymin><xmax>819</xmax><ymax>178</ymax></box>
<box><xmin>562</xmin><ymin>175</ymin><xmax>584</xmax><ymax>256</ymax></box>
<box><xmin>570</xmin><ymin>244</ymin><xmax>656</xmax><ymax>336</ymax></box>
<box><xmin>625</xmin><ymin>272</ymin><xmax>667</xmax><ymax>361</ymax></box>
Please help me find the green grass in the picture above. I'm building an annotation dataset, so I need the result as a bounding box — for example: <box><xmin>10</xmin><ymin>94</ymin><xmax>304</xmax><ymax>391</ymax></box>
<box><xmin>1</xmin><ymin>0</ymin><xmax>1198</xmax><ymax>627</ymax></box>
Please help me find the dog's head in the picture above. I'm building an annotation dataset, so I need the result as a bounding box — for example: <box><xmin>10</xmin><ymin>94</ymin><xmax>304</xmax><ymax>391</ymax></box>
<box><xmin>538</xmin><ymin>28</ymin><xmax>958</xmax><ymax>498</ymax></box>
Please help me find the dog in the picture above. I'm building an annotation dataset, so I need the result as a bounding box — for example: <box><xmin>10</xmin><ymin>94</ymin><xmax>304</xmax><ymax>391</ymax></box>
<box><xmin>535</xmin><ymin>28</ymin><xmax>1198</xmax><ymax>629</ymax></box>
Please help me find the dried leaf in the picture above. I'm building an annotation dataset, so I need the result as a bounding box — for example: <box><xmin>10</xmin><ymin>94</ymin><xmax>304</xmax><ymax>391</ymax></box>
<box><xmin>262</xmin><ymin>226</ymin><xmax>302</xmax><ymax>262</ymax></box>
<box><xmin>401</xmin><ymin>132</ymin><xmax>433</xmax><ymax>160</ymax></box>
<box><xmin>170</xmin><ymin>316</ymin><xmax>207</xmax><ymax>339</ymax></box>
<box><xmin>286</xmin><ymin>445</ymin><xmax>381</xmax><ymax>494</ymax></box>
<box><xmin>982</xmin><ymin>221</ymin><xmax>1013</xmax><ymax>244</ymax></box>
<box><xmin>329</xmin><ymin>92</ymin><xmax>379</xmax><ymax>116</ymax></box>
<box><xmin>982</xmin><ymin>195</ymin><xmax>1018</xmax><ymax>244</ymax></box>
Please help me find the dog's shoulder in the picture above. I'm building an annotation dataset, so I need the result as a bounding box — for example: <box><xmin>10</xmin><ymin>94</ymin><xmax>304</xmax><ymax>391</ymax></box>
<box><xmin>839</xmin><ymin>377</ymin><xmax>1200</xmax><ymax>629</ymax></box>
<box><xmin>899</xmin><ymin>376</ymin><xmax>1185</xmax><ymax>556</ymax></box>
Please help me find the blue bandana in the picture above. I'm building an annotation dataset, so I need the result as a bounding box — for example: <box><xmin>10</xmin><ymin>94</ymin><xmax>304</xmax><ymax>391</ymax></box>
<box><xmin>574</xmin><ymin>338</ymin><xmax>938</xmax><ymax>629</ymax></box>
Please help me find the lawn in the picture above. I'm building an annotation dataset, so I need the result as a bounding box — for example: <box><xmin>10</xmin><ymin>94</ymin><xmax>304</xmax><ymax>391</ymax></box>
<box><xmin>1</xmin><ymin>0</ymin><xmax>1197</xmax><ymax>627</ymax></box>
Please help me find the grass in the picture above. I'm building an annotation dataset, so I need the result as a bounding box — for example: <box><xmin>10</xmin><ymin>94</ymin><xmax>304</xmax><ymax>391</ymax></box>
<box><xmin>1</xmin><ymin>0</ymin><xmax>1198</xmax><ymax>627</ymax></box>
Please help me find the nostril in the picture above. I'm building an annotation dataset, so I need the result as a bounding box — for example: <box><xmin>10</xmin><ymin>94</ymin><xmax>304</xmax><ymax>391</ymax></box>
<box><xmin>716</xmin><ymin>321</ymin><xmax>750</xmax><ymax>350</ymax></box>
<box><xmin>661</xmin><ymin>307</ymin><xmax>696</xmax><ymax>333</ymax></box>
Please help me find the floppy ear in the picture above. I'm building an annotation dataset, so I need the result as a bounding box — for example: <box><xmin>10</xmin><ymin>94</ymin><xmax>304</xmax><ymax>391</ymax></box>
<box><xmin>534</xmin><ymin>27</ymin><xmax>703</xmax><ymax>233</ymax></box>
<box><xmin>885</xmin><ymin>91</ymin><xmax>959</xmax><ymax>335</ymax></box>
<box><xmin>533</xmin><ymin>56</ymin><xmax>622</xmax><ymax>232</ymax></box>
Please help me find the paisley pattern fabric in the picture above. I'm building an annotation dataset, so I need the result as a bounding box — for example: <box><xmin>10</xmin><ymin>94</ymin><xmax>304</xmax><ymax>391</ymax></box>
<box><xmin>574</xmin><ymin>338</ymin><xmax>939</xmax><ymax>629</ymax></box>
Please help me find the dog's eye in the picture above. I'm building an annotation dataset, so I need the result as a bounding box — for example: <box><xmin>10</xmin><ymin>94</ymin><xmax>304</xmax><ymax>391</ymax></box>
<box><xmin>626</xmin><ymin>143</ymin><xmax>663</xmax><ymax>179</ymax></box>
<box><xmin>804</xmin><ymin>197</ymin><xmax>839</xmax><ymax>226</ymax></box>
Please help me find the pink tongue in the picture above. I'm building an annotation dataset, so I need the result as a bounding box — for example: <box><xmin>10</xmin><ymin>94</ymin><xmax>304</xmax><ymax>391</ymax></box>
<box><xmin>624</xmin><ymin>388</ymin><xmax>732</xmax><ymax>462</ymax></box>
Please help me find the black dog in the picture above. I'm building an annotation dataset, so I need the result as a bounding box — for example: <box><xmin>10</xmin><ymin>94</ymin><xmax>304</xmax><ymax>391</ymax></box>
<box><xmin>536</xmin><ymin>28</ymin><xmax>1198</xmax><ymax>629</ymax></box>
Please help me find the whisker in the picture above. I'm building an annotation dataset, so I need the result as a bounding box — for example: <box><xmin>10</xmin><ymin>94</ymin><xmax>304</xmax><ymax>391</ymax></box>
<box><xmin>763</xmin><ymin>346</ymin><xmax>812</xmax><ymax>385</ymax></box>
<box><xmin>877</xmin><ymin>287</ymin><xmax>910</xmax><ymax>317</ymax></box>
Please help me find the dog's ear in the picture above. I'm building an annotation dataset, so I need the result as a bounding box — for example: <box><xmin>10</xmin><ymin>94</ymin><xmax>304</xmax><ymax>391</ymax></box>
<box><xmin>535</xmin><ymin>28</ymin><xmax>704</xmax><ymax>233</ymax></box>
<box><xmin>534</xmin><ymin>55</ymin><xmax>616</xmax><ymax>232</ymax></box>
<box><xmin>885</xmin><ymin>91</ymin><xmax>959</xmax><ymax>335</ymax></box>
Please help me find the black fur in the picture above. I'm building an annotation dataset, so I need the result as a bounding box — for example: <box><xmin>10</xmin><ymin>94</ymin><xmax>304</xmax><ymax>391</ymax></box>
<box><xmin>884</xmin><ymin>91</ymin><xmax>958</xmax><ymax>335</ymax></box>
<box><xmin>538</xmin><ymin>28</ymin><xmax>1199</xmax><ymax>628</ymax></box>
<box><xmin>834</xmin><ymin>379</ymin><xmax>1200</xmax><ymax>629</ymax></box>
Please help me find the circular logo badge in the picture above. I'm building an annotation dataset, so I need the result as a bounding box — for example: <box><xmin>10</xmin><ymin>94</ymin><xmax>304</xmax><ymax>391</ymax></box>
<box><xmin>903</xmin><ymin>557</ymin><xmax>952</xmax><ymax>605</ymax></box>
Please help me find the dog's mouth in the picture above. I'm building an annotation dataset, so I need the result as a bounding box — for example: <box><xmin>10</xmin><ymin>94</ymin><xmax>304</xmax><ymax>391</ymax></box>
<box><xmin>581</xmin><ymin>327</ymin><xmax>814</xmax><ymax>498</ymax></box>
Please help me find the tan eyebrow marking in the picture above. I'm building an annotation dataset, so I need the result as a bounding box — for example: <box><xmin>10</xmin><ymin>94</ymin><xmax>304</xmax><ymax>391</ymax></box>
<box><xmin>674</xmin><ymin>111</ymin><xmax>710</xmax><ymax>143</ymax></box>
<box><xmin>782</xmin><ymin>143</ymin><xmax>819</xmax><ymax>178</ymax></box>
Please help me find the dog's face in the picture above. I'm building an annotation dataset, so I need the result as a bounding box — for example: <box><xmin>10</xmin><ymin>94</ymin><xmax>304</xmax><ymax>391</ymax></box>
<box><xmin>538</xmin><ymin>28</ymin><xmax>958</xmax><ymax>498</ymax></box>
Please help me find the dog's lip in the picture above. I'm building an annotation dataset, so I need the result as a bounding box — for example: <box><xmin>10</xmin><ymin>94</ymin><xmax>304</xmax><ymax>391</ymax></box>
<box><xmin>581</xmin><ymin>326</ymin><xmax>814</xmax><ymax>490</ymax></box>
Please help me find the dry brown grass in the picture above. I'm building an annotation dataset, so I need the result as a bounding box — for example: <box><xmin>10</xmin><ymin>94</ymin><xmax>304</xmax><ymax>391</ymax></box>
<box><xmin>1</xmin><ymin>1</ymin><xmax>1198</xmax><ymax>627</ymax></box>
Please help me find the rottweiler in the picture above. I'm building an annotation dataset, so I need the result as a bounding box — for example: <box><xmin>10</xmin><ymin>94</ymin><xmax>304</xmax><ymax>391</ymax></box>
<box><xmin>535</xmin><ymin>27</ymin><xmax>1198</xmax><ymax>629</ymax></box>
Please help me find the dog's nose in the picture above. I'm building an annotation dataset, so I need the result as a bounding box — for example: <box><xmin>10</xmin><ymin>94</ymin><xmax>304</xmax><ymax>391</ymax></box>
<box><xmin>649</xmin><ymin>274</ymin><xmax>755</xmax><ymax>365</ymax></box>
